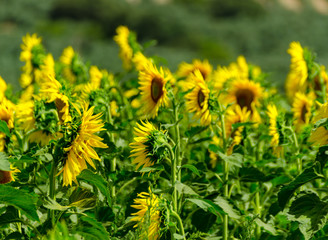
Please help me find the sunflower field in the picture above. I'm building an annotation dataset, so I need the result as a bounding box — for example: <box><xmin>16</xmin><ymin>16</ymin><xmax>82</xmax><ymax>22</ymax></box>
<box><xmin>1</xmin><ymin>26</ymin><xmax>328</xmax><ymax>240</ymax></box>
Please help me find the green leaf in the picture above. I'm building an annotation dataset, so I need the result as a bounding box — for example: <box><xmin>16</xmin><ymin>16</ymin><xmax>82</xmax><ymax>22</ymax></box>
<box><xmin>0</xmin><ymin>185</ymin><xmax>39</xmax><ymax>222</ymax></box>
<box><xmin>175</xmin><ymin>182</ymin><xmax>198</xmax><ymax>196</ymax></box>
<box><xmin>0</xmin><ymin>206</ymin><xmax>21</xmax><ymax>225</ymax></box>
<box><xmin>278</xmin><ymin>164</ymin><xmax>324</xmax><ymax>210</ymax></box>
<box><xmin>44</xmin><ymin>198</ymin><xmax>70</xmax><ymax>211</ymax></box>
<box><xmin>77</xmin><ymin>169</ymin><xmax>110</xmax><ymax>198</ymax></box>
<box><xmin>216</xmin><ymin>151</ymin><xmax>243</xmax><ymax>168</ymax></box>
<box><xmin>288</xmin><ymin>192</ymin><xmax>328</xmax><ymax>240</ymax></box>
<box><xmin>239</xmin><ymin>167</ymin><xmax>268</xmax><ymax>182</ymax></box>
<box><xmin>185</xmin><ymin>126</ymin><xmax>208</xmax><ymax>138</ymax></box>
<box><xmin>191</xmin><ymin>208</ymin><xmax>217</xmax><ymax>232</ymax></box>
<box><xmin>186</xmin><ymin>198</ymin><xmax>218</xmax><ymax>215</ymax></box>
<box><xmin>213</xmin><ymin>196</ymin><xmax>240</xmax><ymax>220</ymax></box>
<box><xmin>0</xmin><ymin>120</ymin><xmax>10</xmax><ymax>137</ymax></box>
<box><xmin>254</xmin><ymin>218</ymin><xmax>277</xmax><ymax>235</ymax></box>
<box><xmin>77</xmin><ymin>216</ymin><xmax>109</xmax><ymax>240</ymax></box>
<box><xmin>180</xmin><ymin>164</ymin><xmax>201</xmax><ymax>177</ymax></box>
<box><xmin>0</xmin><ymin>152</ymin><xmax>11</xmax><ymax>171</ymax></box>
<box><xmin>173</xmin><ymin>233</ymin><xmax>185</xmax><ymax>239</ymax></box>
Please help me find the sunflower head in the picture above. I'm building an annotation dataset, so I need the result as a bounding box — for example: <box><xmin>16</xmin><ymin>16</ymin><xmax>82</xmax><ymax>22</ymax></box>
<box><xmin>226</xmin><ymin>79</ymin><xmax>263</xmax><ymax>123</ymax></box>
<box><xmin>130</xmin><ymin>121</ymin><xmax>168</xmax><ymax>172</ymax></box>
<box><xmin>20</xmin><ymin>33</ymin><xmax>44</xmax><ymax>67</ymax></box>
<box><xmin>131</xmin><ymin>188</ymin><xmax>162</xmax><ymax>240</ymax></box>
<box><xmin>139</xmin><ymin>63</ymin><xmax>172</xmax><ymax>118</ymax></box>
<box><xmin>114</xmin><ymin>26</ymin><xmax>134</xmax><ymax>70</ymax></box>
<box><xmin>0</xmin><ymin>166</ymin><xmax>20</xmax><ymax>184</ymax></box>
<box><xmin>285</xmin><ymin>41</ymin><xmax>308</xmax><ymax>100</ymax></box>
<box><xmin>292</xmin><ymin>92</ymin><xmax>314</xmax><ymax>131</ymax></box>
<box><xmin>60</xmin><ymin>104</ymin><xmax>108</xmax><ymax>186</ymax></box>
<box><xmin>266</xmin><ymin>104</ymin><xmax>285</xmax><ymax>155</ymax></box>
<box><xmin>177</xmin><ymin>59</ymin><xmax>213</xmax><ymax>81</ymax></box>
<box><xmin>60</xmin><ymin>46</ymin><xmax>79</xmax><ymax>83</ymax></box>
<box><xmin>185</xmin><ymin>70</ymin><xmax>212</xmax><ymax>126</ymax></box>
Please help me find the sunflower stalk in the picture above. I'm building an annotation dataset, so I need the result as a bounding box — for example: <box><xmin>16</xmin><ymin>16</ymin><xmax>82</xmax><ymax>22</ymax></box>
<box><xmin>163</xmin><ymin>143</ymin><xmax>178</xmax><ymax>213</ymax></box>
<box><xmin>170</xmin><ymin>209</ymin><xmax>186</xmax><ymax>240</ymax></box>
<box><xmin>107</xmin><ymin>103</ymin><xmax>116</xmax><ymax>199</ymax></box>
<box><xmin>219</xmin><ymin>102</ymin><xmax>229</xmax><ymax>240</ymax></box>
<box><xmin>173</xmin><ymin>99</ymin><xmax>181</xmax><ymax>211</ymax></box>
<box><xmin>49</xmin><ymin>156</ymin><xmax>57</xmax><ymax>227</ymax></box>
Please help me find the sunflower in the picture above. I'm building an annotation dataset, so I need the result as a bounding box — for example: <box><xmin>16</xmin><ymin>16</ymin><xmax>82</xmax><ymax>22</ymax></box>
<box><xmin>309</xmin><ymin>102</ymin><xmax>328</xmax><ymax>146</ymax></box>
<box><xmin>114</xmin><ymin>26</ymin><xmax>133</xmax><ymax>70</ymax></box>
<box><xmin>129</xmin><ymin>121</ymin><xmax>167</xmax><ymax>172</ymax></box>
<box><xmin>60</xmin><ymin>46</ymin><xmax>76</xmax><ymax>83</ymax></box>
<box><xmin>19</xmin><ymin>72</ymin><xmax>33</xmax><ymax>89</ymax></box>
<box><xmin>131</xmin><ymin>189</ymin><xmax>161</xmax><ymax>240</ymax></box>
<box><xmin>225</xmin><ymin>79</ymin><xmax>263</xmax><ymax>123</ymax></box>
<box><xmin>60</xmin><ymin>104</ymin><xmax>108</xmax><ymax>186</ymax></box>
<box><xmin>138</xmin><ymin>63</ymin><xmax>171</xmax><ymax>118</ymax></box>
<box><xmin>0</xmin><ymin>166</ymin><xmax>20</xmax><ymax>184</ymax></box>
<box><xmin>19</xmin><ymin>85</ymin><xmax>35</xmax><ymax>103</ymax></box>
<box><xmin>267</xmin><ymin>104</ymin><xmax>279</xmax><ymax>147</ymax></box>
<box><xmin>225</xmin><ymin>105</ymin><xmax>250</xmax><ymax>154</ymax></box>
<box><xmin>20</xmin><ymin>33</ymin><xmax>42</xmax><ymax>73</ymax></box>
<box><xmin>212</xmin><ymin>66</ymin><xmax>237</xmax><ymax>91</ymax></box>
<box><xmin>39</xmin><ymin>75</ymin><xmax>71</xmax><ymax>123</ymax></box>
<box><xmin>0</xmin><ymin>76</ymin><xmax>7</xmax><ymax>101</ymax></box>
<box><xmin>0</xmin><ymin>99</ymin><xmax>15</xmax><ymax>151</ymax></box>
<box><xmin>285</xmin><ymin>42</ymin><xmax>308</xmax><ymax>100</ymax></box>
<box><xmin>133</xmin><ymin>52</ymin><xmax>152</xmax><ymax>72</ymax></box>
<box><xmin>177</xmin><ymin>59</ymin><xmax>212</xmax><ymax>81</ymax></box>
<box><xmin>228</xmin><ymin>56</ymin><xmax>249</xmax><ymax>80</ymax></box>
<box><xmin>185</xmin><ymin>70</ymin><xmax>212</xmax><ymax>126</ymax></box>
<box><xmin>292</xmin><ymin>92</ymin><xmax>313</xmax><ymax>131</ymax></box>
<box><xmin>89</xmin><ymin>66</ymin><xmax>102</xmax><ymax>89</ymax></box>
<box><xmin>15</xmin><ymin>101</ymin><xmax>35</xmax><ymax>132</ymax></box>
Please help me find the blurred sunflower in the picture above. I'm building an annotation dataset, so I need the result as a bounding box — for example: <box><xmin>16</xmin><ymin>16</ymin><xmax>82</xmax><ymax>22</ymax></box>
<box><xmin>0</xmin><ymin>166</ymin><xmax>20</xmax><ymax>184</ymax></box>
<box><xmin>20</xmin><ymin>33</ymin><xmax>42</xmax><ymax>72</ymax></box>
<box><xmin>0</xmin><ymin>99</ymin><xmax>15</xmax><ymax>151</ymax></box>
<box><xmin>129</xmin><ymin>121</ymin><xmax>167</xmax><ymax>172</ymax></box>
<box><xmin>60</xmin><ymin>46</ymin><xmax>77</xmax><ymax>83</ymax></box>
<box><xmin>226</xmin><ymin>79</ymin><xmax>263</xmax><ymax>123</ymax></box>
<box><xmin>292</xmin><ymin>92</ymin><xmax>314</xmax><ymax>131</ymax></box>
<box><xmin>225</xmin><ymin>105</ymin><xmax>250</xmax><ymax>154</ymax></box>
<box><xmin>185</xmin><ymin>70</ymin><xmax>212</xmax><ymax>126</ymax></box>
<box><xmin>228</xmin><ymin>55</ymin><xmax>249</xmax><ymax>80</ymax></box>
<box><xmin>60</xmin><ymin>104</ymin><xmax>108</xmax><ymax>186</ymax></box>
<box><xmin>114</xmin><ymin>26</ymin><xmax>133</xmax><ymax>70</ymax></box>
<box><xmin>133</xmin><ymin>52</ymin><xmax>152</xmax><ymax>72</ymax></box>
<box><xmin>309</xmin><ymin>102</ymin><xmax>328</xmax><ymax>146</ymax></box>
<box><xmin>285</xmin><ymin>42</ymin><xmax>308</xmax><ymax>100</ymax></box>
<box><xmin>267</xmin><ymin>104</ymin><xmax>283</xmax><ymax>156</ymax></box>
<box><xmin>0</xmin><ymin>76</ymin><xmax>7</xmax><ymax>101</ymax></box>
<box><xmin>39</xmin><ymin>75</ymin><xmax>71</xmax><ymax>123</ymax></box>
<box><xmin>177</xmin><ymin>59</ymin><xmax>212</xmax><ymax>82</ymax></box>
<box><xmin>15</xmin><ymin>101</ymin><xmax>35</xmax><ymax>132</ymax></box>
<box><xmin>138</xmin><ymin>63</ymin><xmax>171</xmax><ymax>118</ymax></box>
<box><xmin>131</xmin><ymin>189</ymin><xmax>161</xmax><ymax>240</ymax></box>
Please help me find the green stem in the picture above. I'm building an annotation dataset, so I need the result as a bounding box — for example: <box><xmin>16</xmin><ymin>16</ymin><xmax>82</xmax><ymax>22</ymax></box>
<box><xmin>173</xmin><ymin>99</ymin><xmax>181</xmax><ymax>212</ymax></box>
<box><xmin>107</xmin><ymin>104</ymin><xmax>116</xmax><ymax>199</ymax></box>
<box><xmin>219</xmin><ymin>103</ymin><xmax>229</xmax><ymax>240</ymax></box>
<box><xmin>49</xmin><ymin>158</ymin><xmax>57</xmax><ymax>227</ymax></box>
<box><xmin>285</xmin><ymin>126</ymin><xmax>301</xmax><ymax>174</ymax></box>
<box><xmin>164</xmin><ymin>143</ymin><xmax>177</xmax><ymax>212</ymax></box>
<box><xmin>255</xmin><ymin>187</ymin><xmax>261</xmax><ymax>238</ymax></box>
<box><xmin>170</xmin><ymin>210</ymin><xmax>186</xmax><ymax>240</ymax></box>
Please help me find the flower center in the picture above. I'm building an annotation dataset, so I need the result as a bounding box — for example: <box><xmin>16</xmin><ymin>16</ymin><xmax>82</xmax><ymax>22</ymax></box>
<box><xmin>0</xmin><ymin>170</ymin><xmax>12</xmax><ymax>184</ymax></box>
<box><xmin>236</xmin><ymin>89</ymin><xmax>254</xmax><ymax>111</ymax></box>
<box><xmin>198</xmin><ymin>90</ymin><xmax>205</xmax><ymax>109</ymax></box>
<box><xmin>301</xmin><ymin>104</ymin><xmax>307</xmax><ymax>123</ymax></box>
<box><xmin>151</xmin><ymin>77</ymin><xmax>163</xmax><ymax>103</ymax></box>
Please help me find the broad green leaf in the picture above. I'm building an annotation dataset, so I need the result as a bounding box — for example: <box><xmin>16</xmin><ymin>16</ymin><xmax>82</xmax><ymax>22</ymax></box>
<box><xmin>216</xmin><ymin>151</ymin><xmax>243</xmax><ymax>168</ymax></box>
<box><xmin>185</xmin><ymin>126</ymin><xmax>208</xmax><ymax>138</ymax></box>
<box><xmin>191</xmin><ymin>208</ymin><xmax>217</xmax><ymax>232</ymax></box>
<box><xmin>180</xmin><ymin>164</ymin><xmax>201</xmax><ymax>177</ymax></box>
<box><xmin>69</xmin><ymin>188</ymin><xmax>96</xmax><ymax>209</ymax></box>
<box><xmin>239</xmin><ymin>167</ymin><xmax>268</xmax><ymax>182</ymax></box>
<box><xmin>44</xmin><ymin>198</ymin><xmax>70</xmax><ymax>211</ymax></box>
<box><xmin>77</xmin><ymin>169</ymin><xmax>110</xmax><ymax>204</ymax></box>
<box><xmin>175</xmin><ymin>182</ymin><xmax>199</xmax><ymax>196</ymax></box>
<box><xmin>288</xmin><ymin>192</ymin><xmax>328</xmax><ymax>240</ymax></box>
<box><xmin>186</xmin><ymin>198</ymin><xmax>218</xmax><ymax>214</ymax></box>
<box><xmin>173</xmin><ymin>233</ymin><xmax>185</xmax><ymax>239</ymax></box>
<box><xmin>278</xmin><ymin>163</ymin><xmax>324</xmax><ymax>210</ymax></box>
<box><xmin>77</xmin><ymin>216</ymin><xmax>109</xmax><ymax>240</ymax></box>
<box><xmin>254</xmin><ymin>218</ymin><xmax>277</xmax><ymax>235</ymax></box>
<box><xmin>0</xmin><ymin>152</ymin><xmax>11</xmax><ymax>171</ymax></box>
<box><xmin>0</xmin><ymin>206</ymin><xmax>20</xmax><ymax>225</ymax></box>
<box><xmin>0</xmin><ymin>185</ymin><xmax>39</xmax><ymax>222</ymax></box>
<box><xmin>0</xmin><ymin>120</ymin><xmax>10</xmax><ymax>137</ymax></box>
<box><xmin>4</xmin><ymin>232</ymin><xmax>24</xmax><ymax>240</ymax></box>
<box><xmin>213</xmin><ymin>196</ymin><xmax>240</xmax><ymax>220</ymax></box>
<box><xmin>139</xmin><ymin>164</ymin><xmax>164</xmax><ymax>173</ymax></box>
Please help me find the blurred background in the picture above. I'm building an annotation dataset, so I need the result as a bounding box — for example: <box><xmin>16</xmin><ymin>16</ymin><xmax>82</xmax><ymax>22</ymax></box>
<box><xmin>1</xmin><ymin>0</ymin><xmax>328</xmax><ymax>92</ymax></box>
